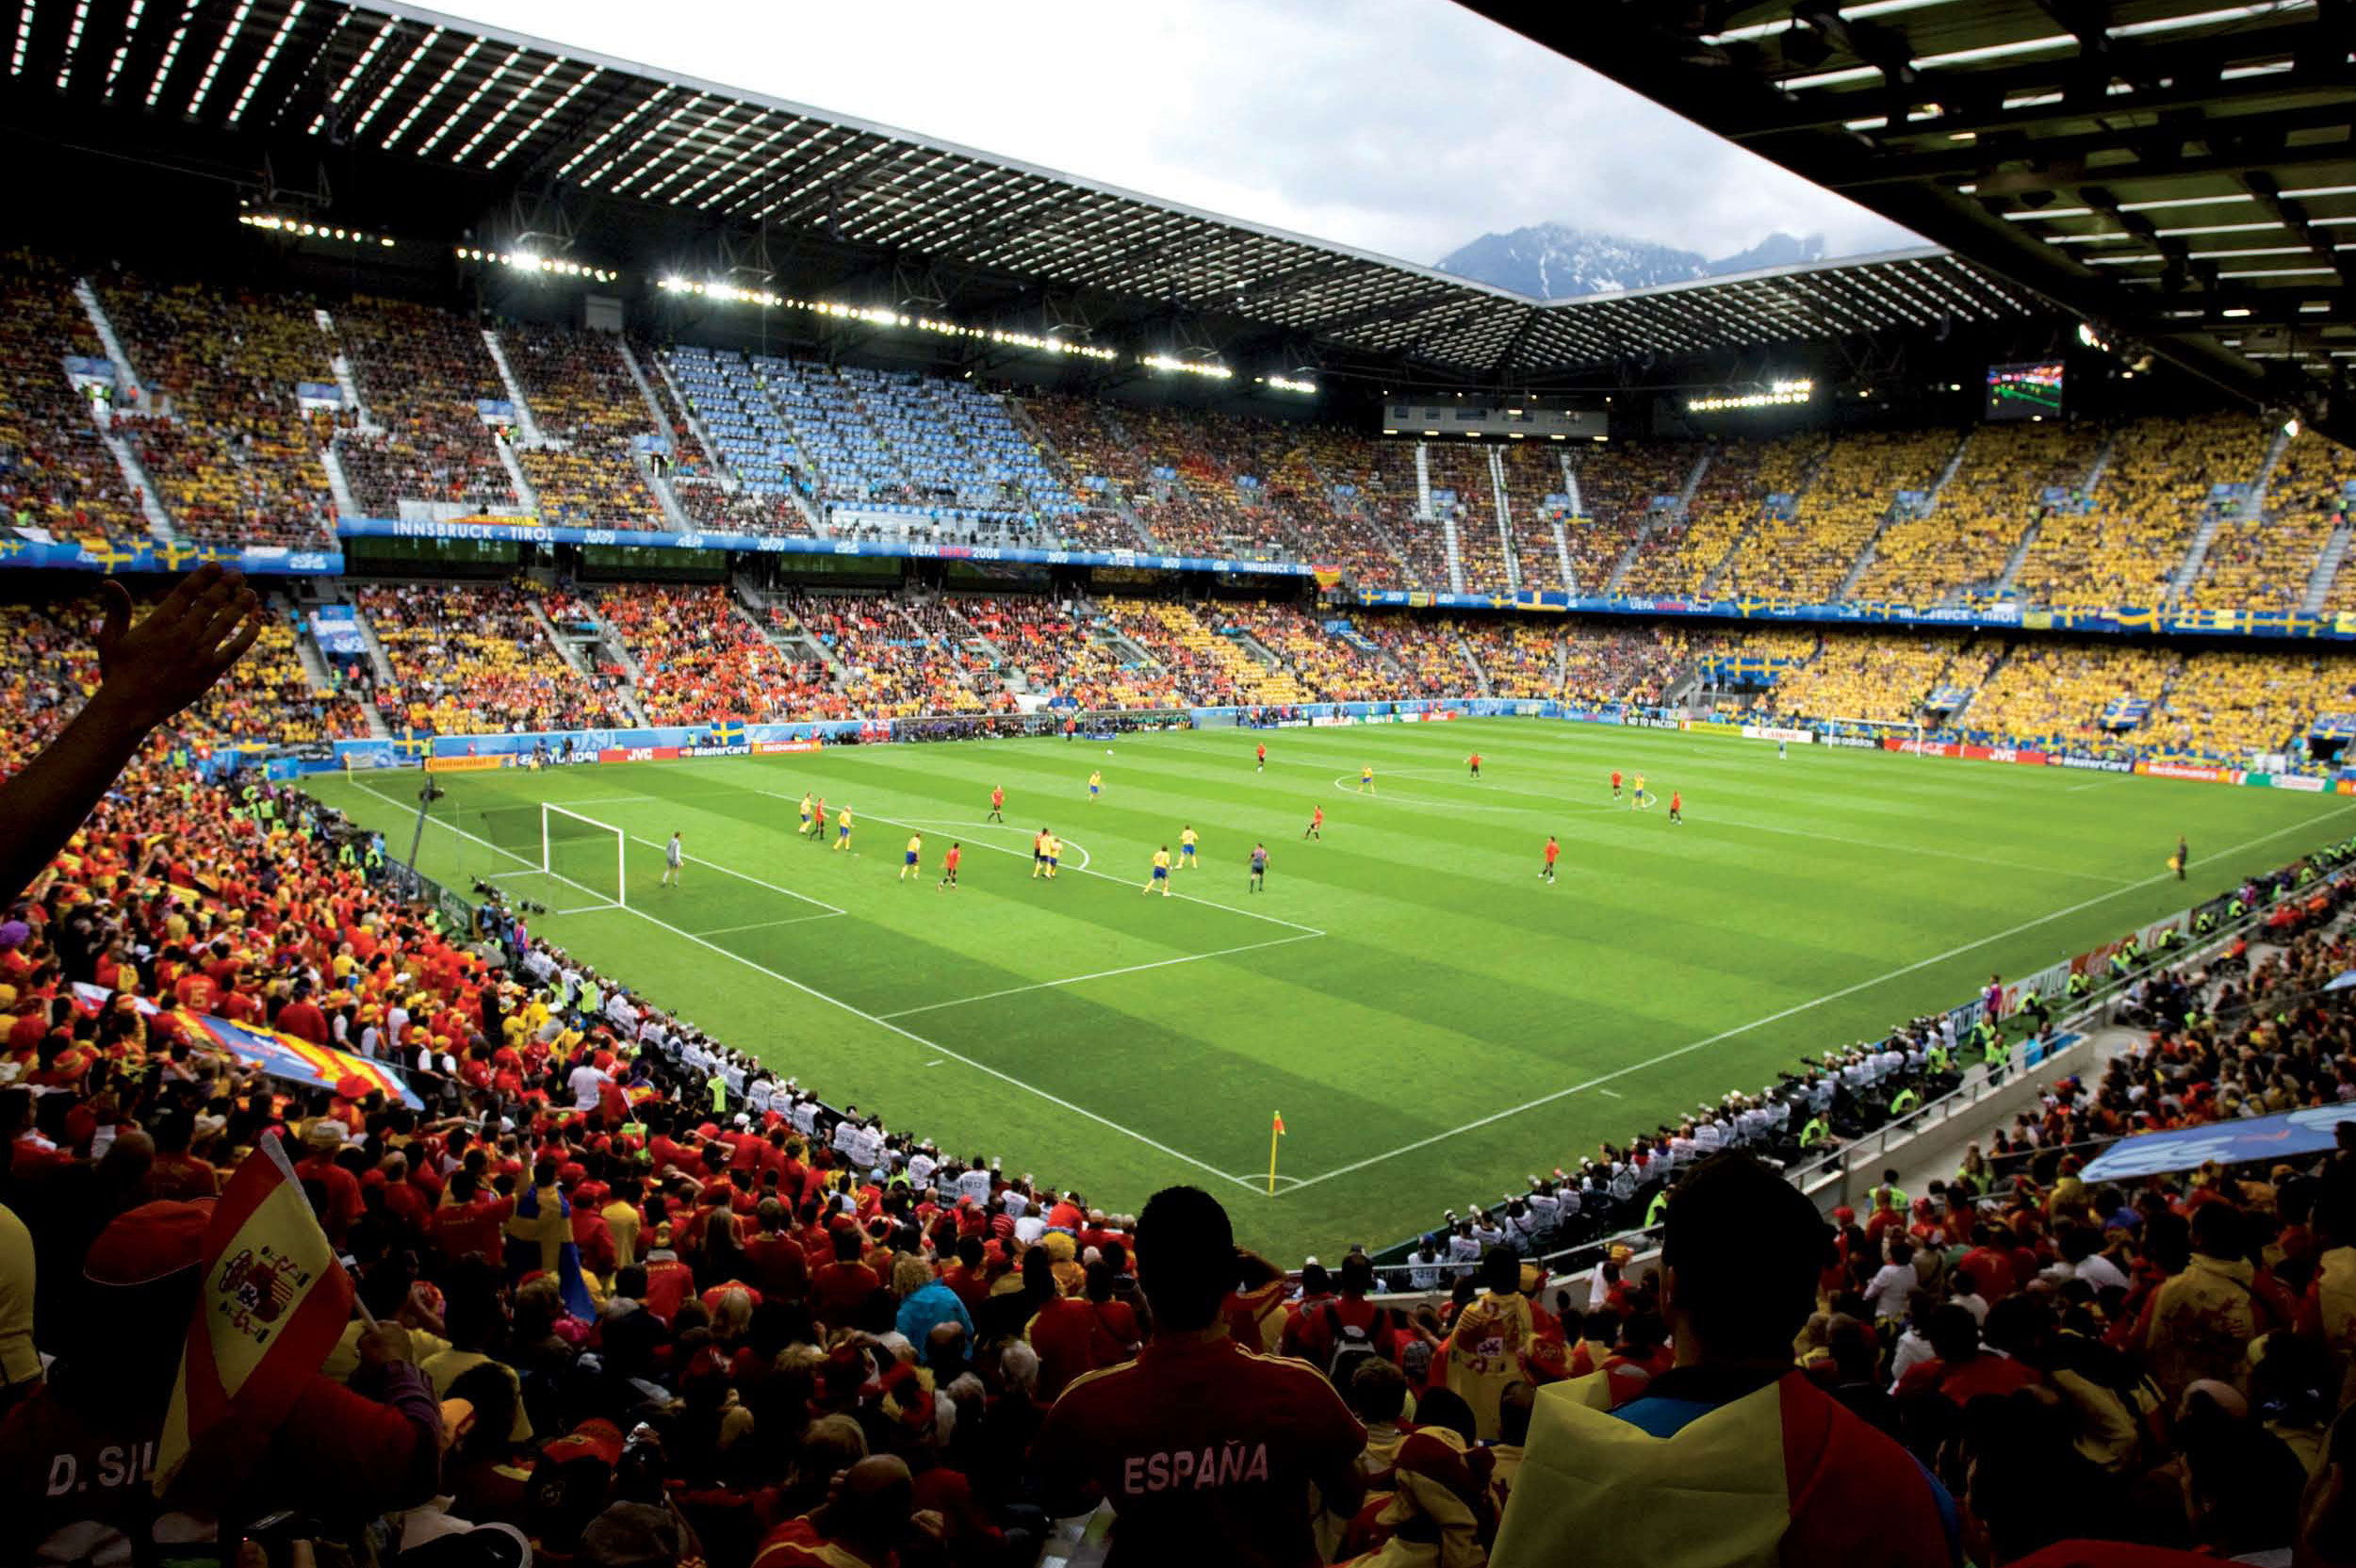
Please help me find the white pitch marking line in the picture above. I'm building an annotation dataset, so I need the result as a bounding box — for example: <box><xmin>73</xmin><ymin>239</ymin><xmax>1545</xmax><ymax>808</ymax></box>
<box><xmin>352</xmin><ymin>779</ymin><xmax>1267</xmax><ymax>1196</ymax></box>
<box><xmin>685</xmin><ymin>912</ymin><xmax>847</xmax><ymax>937</ymax></box>
<box><xmin>1596</xmin><ymin>1087</ymin><xmax>1624</xmax><ymax>1099</ymax></box>
<box><xmin>1276</xmin><ymin>802</ymin><xmax>2356</xmax><ymax>1196</ymax></box>
<box><xmin>727</xmin><ymin>778</ymin><xmax>1326</xmax><ymax>937</ymax></box>
<box><xmin>896</xmin><ymin>816</ymin><xmax>1095</xmax><ymax>872</ymax></box>
<box><xmin>878</xmin><ymin>932</ymin><xmax>1323</xmax><ymax>1020</ymax></box>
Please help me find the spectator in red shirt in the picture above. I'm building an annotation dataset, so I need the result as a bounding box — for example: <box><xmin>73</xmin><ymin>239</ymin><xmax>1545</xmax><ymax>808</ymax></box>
<box><xmin>1290</xmin><ymin>1252</ymin><xmax>1398</xmax><ymax>1378</ymax></box>
<box><xmin>429</xmin><ymin>1170</ymin><xmax>514</xmax><ymax>1267</ymax></box>
<box><xmin>809</xmin><ymin>1222</ymin><xmax>881</xmax><ymax>1326</ymax></box>
<box><xmin>1028</xmin><ymin>1184</ymin><xmax>1366</xmax><ymax>1564</ymax></box>
<box><xmin>274</xmin><ymin>979</ymin><xmax>329</xmax><ymax>1045</ymax></box>
<box><xmin>292</xmin><ymin>1120</ymin><xmax>365</xmax><ymax>1247</ymax></box>
<box><xmin>742</xmin><ymin>1199</ymin><xmax>809</xmax><ymax>1303</ymax></box>
<box><xmin>1960</xmin><ymin>1224</ymin><xmax>2021</xmax><ymax>1303</ymax></box>
<box><xmin>141</xmin><ymin>1113</ymin><xmax>217</xmax><ymax>1200</ymax></box>
<box><xmin>1892</xmin><ymin>1303</ymin><xmax>2041</xmax><ymax>1406</ymax></box>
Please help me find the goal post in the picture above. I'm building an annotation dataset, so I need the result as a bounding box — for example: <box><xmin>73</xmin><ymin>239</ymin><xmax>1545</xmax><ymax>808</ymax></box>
<box><xmin>1821</xmin><ymin>714</ymin><xmax>1924</xmax><ymax>755</ymax></box>
<box><xmin>541</xmin><ymin>803</ymin><xmax>629</xmax><ymax>912</ymax></box>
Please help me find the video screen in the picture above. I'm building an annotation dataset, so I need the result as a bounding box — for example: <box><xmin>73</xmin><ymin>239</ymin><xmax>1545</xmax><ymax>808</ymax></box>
<box><xmin>1987</xmin><ymin>361</ymin><xmax>2065</xmax><ymax>420</ymax></box>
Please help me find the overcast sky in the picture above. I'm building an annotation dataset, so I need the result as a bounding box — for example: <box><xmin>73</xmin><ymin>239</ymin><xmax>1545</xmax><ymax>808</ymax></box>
<box><xmin>428</xmin><ymin>0</ymin><xmax>1920</xmax><ymax>268</ymax></box>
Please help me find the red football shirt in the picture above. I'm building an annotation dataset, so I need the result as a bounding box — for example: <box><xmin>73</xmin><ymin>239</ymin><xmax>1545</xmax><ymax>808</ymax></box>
<box><xmin>1030</xmin><ymin>1331</ymin><xmax>1366</xmax><ymax>1568</ymax></box>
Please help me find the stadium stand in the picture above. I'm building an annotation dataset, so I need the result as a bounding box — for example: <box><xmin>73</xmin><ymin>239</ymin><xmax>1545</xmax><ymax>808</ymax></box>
<box><xmin>1620</xmin><ymin>435</ymin><xmax>1821</xmax><ymax>594</ymax></box>
<box><xmin>1010</xmin><ymin>393</ymin><xmax>1152</xmax><ymax>549</ymax></box>
<box><xmin>1423</xmin><ymin>442</ymin><xmax>1507</xmax><ymax>590</ymax></box>
<box><xmin>2190</xmin><ymin>427</ymin><xmax>2356</xmax><ymax>611</ymax></box>
<box><xmin>0</xmin><ymin>254</ymin><xmax>148</xmax><ymax>541</ymax></box>
<box><xmin>1765</xmin><ymin>630</ymin><xmax>1963</xmax><ymax>725</ymax></box>
<box><xmin>502</xmin><ymin>323</ymin><xmax>665</xmax><ymax>529</ymax></box>
<box><xmin>782</xmin><ymin>591</ymin><xmax>993</xmax><ymax>718</ymax></box>
<box><xmin>599</xmin><ymin>584</ymin><xmax>829</xmax><ymax>722</ymax></box>
<box><xmin>1722</xmin><ymin>428</ymin><xmax>1958</xmax><ymax>600</ymax></box>
<box><xmin>331</xmin><ymin>298</ymin><xmax>519</xmax><ymax>516</ymax></box>
<box><xmin>2014</xmin><ymin>413</ymin><xmax>2271</xmax><ymax>609</ymax></box>
<box><xmin>1950</xmin><ymin>641</ymin><xmax>2181</xmax><ymax>753</ymax></box>
<box><xmin>2149</xmin><ymin>647</ymin><xmax>2356</xmax><ymax>762</ymax></box>
<box><xmin>101</xmin><ymin>274</ymin><xmax>336</xmax><ymax>545</ymax></box>
<box><xmin>1560</xmin><ymin>440</ymin><xmax>1689</xmax><ymax>594</ymax></box>
<box><xmin>1857</xmin><ymin>421</ymin><xmax>2102</xmax><ymax>605</ymax></box>
<box><xmin>356</xmin><ymin>581</ymin><xmax>631</xmax><ymax>735</ymax></box>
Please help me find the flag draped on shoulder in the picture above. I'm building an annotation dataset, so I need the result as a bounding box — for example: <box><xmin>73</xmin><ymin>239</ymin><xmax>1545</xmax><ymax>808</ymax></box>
<box><xmin>155</xmin><ymin>1134</ymin><xmax>354</xmax><ymax>1497</ymax></box>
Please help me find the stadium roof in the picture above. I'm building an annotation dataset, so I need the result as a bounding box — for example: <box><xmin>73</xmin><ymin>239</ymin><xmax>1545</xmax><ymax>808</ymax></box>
<box><xmin>0</xmin><ymin>0</ymin><xmax>2052</xmax><ymax>381</ymax></box>
<box><xmin>1469</xmin><ymin>0</ymin><xmax>2356</xmax><ymax>437</ymax></box>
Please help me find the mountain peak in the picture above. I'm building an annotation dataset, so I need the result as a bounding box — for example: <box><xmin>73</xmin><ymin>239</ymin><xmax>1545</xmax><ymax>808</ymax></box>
<box><xmin>1433</xmin><ymin>224</ymin><xmax>1829</xmax><ymax>300</ymax></box>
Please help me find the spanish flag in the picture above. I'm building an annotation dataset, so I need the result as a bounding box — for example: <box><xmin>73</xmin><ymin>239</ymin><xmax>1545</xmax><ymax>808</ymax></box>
<box><xmin>1491</xmin><ymin>1370</ymin><xmax>1955</xmax><ymax>1566</ymax></box>
<box><xmin>154</xmin><ymin>1135</ymin><xmax>354</xmax><ymax>1496</ymax></box>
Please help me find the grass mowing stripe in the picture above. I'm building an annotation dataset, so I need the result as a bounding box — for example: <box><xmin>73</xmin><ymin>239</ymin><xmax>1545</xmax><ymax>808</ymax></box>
<box><xmin>352</xmin><ymin>777</ymin><xmax>1268</xmax><ymax>1195</ymax></box>
<box><xmin>876</xmin><ymin>931</ymin><xmax>1325</xmax><ymax>1020</ymax></box>
<box><xmin>1280</xmin><ymin>799</ymin><xmax>2356</xmax><ymax>1194</ymax></box>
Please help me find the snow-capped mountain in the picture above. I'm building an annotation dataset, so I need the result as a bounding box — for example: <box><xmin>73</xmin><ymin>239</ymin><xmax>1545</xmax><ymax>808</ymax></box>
<box><xmin>1433</xmin><ymin>223</ymin><xmax>1829</xmax><ymax>301</ymax></box>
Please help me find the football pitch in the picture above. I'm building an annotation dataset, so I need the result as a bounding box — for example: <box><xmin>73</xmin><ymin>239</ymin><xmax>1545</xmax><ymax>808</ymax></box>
<box><xmin>305</xmin><ymin>718</ymin><xmax>2354</xmax><ymax>1259</ymax></box>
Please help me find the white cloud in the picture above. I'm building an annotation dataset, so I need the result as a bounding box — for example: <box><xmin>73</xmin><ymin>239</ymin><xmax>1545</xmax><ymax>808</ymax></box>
<box><xmin>428</xmin><ymin>0</ymin><xmax>1920</xmax><ymax>266</ymax></box>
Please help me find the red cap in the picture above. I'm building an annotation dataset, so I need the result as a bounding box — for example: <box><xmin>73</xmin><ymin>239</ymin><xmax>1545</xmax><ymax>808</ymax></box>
<box><xmin>541</xmin><ymin>1416</ymin><xmax>624</xmax><ymax>1468</ymax></box>
<box><xmin>83</xmin><ymin>1200</ymin><xmax>213</xmax><ymax>1286</ymax></box>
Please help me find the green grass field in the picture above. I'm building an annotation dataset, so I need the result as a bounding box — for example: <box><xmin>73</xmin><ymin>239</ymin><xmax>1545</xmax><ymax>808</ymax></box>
<box><xmin>303</xmin><ymin>718</ymin><xmax>2354</xmax><ymax>1259</ymax></box>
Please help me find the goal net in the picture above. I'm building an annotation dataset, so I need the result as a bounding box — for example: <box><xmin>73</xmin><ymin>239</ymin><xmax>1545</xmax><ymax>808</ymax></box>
<box><xmin>476</xmin><ymin>802</ymin><xmax>628</xmax><ymax>913</ymax></box>
<box><xmin>1821</xmin><ymin>714</ymin><xmax>1924</xmax><ymax>755</ymax></box>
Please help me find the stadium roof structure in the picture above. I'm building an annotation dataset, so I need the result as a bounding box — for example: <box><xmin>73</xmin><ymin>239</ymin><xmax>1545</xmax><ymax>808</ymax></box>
<box><xmin>1469</xmin><ymin>0</ymin><xmax>2356</xmax><ymax>440</ymax></box>
<box><xmin>0</xmin><ymin>0</ymin><xmax>2053</xmax><ymax>386</ymax></box>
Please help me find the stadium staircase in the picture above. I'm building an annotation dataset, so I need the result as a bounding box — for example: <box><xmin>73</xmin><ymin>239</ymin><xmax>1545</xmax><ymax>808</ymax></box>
<box><xmin>1705</xmin><ymin>444</ymin><xmax>1828</xmax><ymax>596</ymax></box>
<box><xmin>735</xmin><ymin>584</ymin><xmax>843</xmax><ymax>679</ymax></box>
<box><xmin>1605</xmin><ymin>446</ymin><xmax>1711</xmax><ymax>595</ymax></box>
<box><xmin>348</xmin><ymin>607</ymin><xmax>401</xmax><ymax>688</ymax></box>
<box><xmin>1839</xmin><ymin>428</ymin><xmax>1973</xmax><ymax>601</ymax></box>
<box><xmin>71</xmin><ymin>279</ymin><xmax>149</xmax><ymax>411</ymax></box>
<box><xmin>1158</xmin><ymin>601</ymin><xmax>1308</xmax><ymax>703</ymax></box>
<box><xmin>492</xmin><ymin>436</ymin><xmax>542</xmax><ymax>515</ymax></box>
<box><xmin>319</xmin><ymin>443</ymin><xmax>363</xmax><ymax>521</ymax></box>
<box><xmin>479</xmin><ymin>330</ymin><xmax>549</xmax><ymax>445</ymax></box>
<box><xmin>315</xmin><ymin>309</ymin><xmax>380</xmax><ymax>432</ymax></box>
<box><xmin>1415</xmin><ymin>441</ymin><xmax>1434</xmax><ymax>519</ymax></box>
<box><xmin>2165</xmin><ymin>506</ymin><xmax>2230</xmax><ymax>610</ymax></box>
<box><xmin>2248</xmin><ymin>418</ymin><xmax>2299</xmax><ymax>516</ymax></box>
<box><xmin>84</xmin><ymin>404</ymin><xmax>177</xmax><ymax>540</ymax></box>
<box><xmin>649</xmin><ymin>351</ymin><xmax>731</xmax><ymax>491</ymax></box>
<box><xmin>1454</xmin><ymin>635</ymin><xmax>1493</xmax><ymax>697</ymax></box>
<box><xmin>1485</xmin><ymin>445</ymin><xmax>1521</xmax><ymax>592</ymax></box>
<box><xmin>2301</xmin><ymin>522</ymin><xmax>2354</xmax><ymax>613</ymax></box>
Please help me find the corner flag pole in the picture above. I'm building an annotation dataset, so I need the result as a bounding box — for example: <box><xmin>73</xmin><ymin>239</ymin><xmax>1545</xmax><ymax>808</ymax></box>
<box><xmin>1268</xmin><ymin>1112</ymin><xmax>1285</xmax><ymax>1195</ymax></box>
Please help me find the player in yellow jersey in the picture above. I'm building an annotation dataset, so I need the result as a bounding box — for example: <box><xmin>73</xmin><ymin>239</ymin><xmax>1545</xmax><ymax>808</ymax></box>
<box><xmin>1631</xmin><ymin>773</ymin><xmax>1651</xmax><ymax>810</ymax></box>
<box><xmin>900</xmin><ymin>833</ymin><xmax>923</xmax><ymax>881</ymax></box>
<box><xmin>1088</xmin><ymin>769</ymin><xmax>1103</xmax><ymax>802</ymax></box>
<box><xmin>1044</xmin><ymin>833</ymin><xmax>1062</xmax><ymax>878</ymax></box>
<box><xmin>798</xmin><ymin>792</ymin><xmax>816</xmax><ymax>837</ymax></box>
<box><xmin>1359</xmin><ymin>765</ymin><xmax>1375</xmax><ymax>794</ymax></box>
<box><xmin>1143</xmin><ymin>845</ymin><xmax>1172</xmax><ymax>896</ymax></box>
<box><xmin>834</xmin><ymin>807</ymin><xmax>855</xmax><ymax>849</ymax></box>
<box><xmin>1179</xmin><ymin>825</ymin><xmax>1198</xmax><ymax>870</ymax></box>
<box><xmin>1031</xmin><ymin>826</ymin><xmax>1051</xmax><ymax>878</ymax></box>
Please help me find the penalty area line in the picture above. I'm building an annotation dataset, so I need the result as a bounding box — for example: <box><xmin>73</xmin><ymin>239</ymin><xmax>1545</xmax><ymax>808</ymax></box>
<box><xmin>878</xmin><ymin>931</ymin><xmax>1324</xmax><ymax>1020</ymax></box>
<box><xmin>351</xmin><ymin>780</ymin><xmax>1266</xmax><ymax>1197</ymax></box>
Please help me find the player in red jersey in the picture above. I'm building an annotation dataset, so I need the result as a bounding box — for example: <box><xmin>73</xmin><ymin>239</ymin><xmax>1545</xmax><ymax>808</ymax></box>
<box><xmin>1669</xmin><ymin>790</ymin><xmax>1684</xmax><ymax>825</ymax></box>
<box><xmin>1542</xmin><ymin>835</ymin><xmax>1560</xmax><ymax>882</ymax></box>
<box><xmin>939</xmin><ymin>841</ymin><xmax>962</xmax><ymax>890</ymax></box>
<box><xmin>988</xmin><ymin>785</ymin><xmax>1005</xmax><ymax>823</ymax></box>
<box><xmin>1610</xmin><ymin>769</ymin><xmax>1622</xmax><ymax>800</ymax></box>
<box><xmin>1255</xmin><ymin>741</ymin><xmax>1267</xmax><ymax>772</ymax></box>
<box><xmin>1303</xmin><ymin>805</ymin><xmax>1324</xmax><ymax>840</ymax></box>
<box><xmin>1467</xmin><ymin>751</ymin><xmax>1482</xmax><ymax>779</ymax></box>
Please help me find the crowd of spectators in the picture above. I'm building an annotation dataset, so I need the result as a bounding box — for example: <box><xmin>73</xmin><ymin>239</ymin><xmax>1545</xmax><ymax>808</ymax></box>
<box><xmin>0</xmin><ymin>253</ymin><xmax>148</xmax><ymax>541</ymax></box>
<box><xmin>2148</xmin><ymin>648</ymin><xmax>2356</xmax><ymax>764</ymax></box>
<box><xmin>1767</xmin><ymin>632</ymin><xmax>1969</xmax><ymax>727</ymax></box>
<box><xmin>1952</xmin><ymin>643</ymin><xmax>2181</xmax><ymax>754</ymax></box>
<box><xmin>2016</xmin><ymin>415</ymin><xmax>2272</xmax><ymax>610</ymax></box>
<box><xmin>1620</xmin><ymin>435</ymin><xmax>1820</xmax><ymax>596</ymax></box>
<box><xmin>1858</xmin><ymin>422</ymin><xmax>2102</xmax><ymax>605</ymax></box>
<box><xmin>503</xmin><ymin>324</ymin><xmax>665</xmax><ymax>530</ymax></box>
<box><xmin>600</xmin><ymin>586</ymin><xmax>828</xmax><ymax>724</ymax></box>
<box><xmin>25</xmin><ymin>569</ymin><xmax>2356</xmax><ymax>1568</ymax></box>
<box><xmin>103</xmin><ymin>274</ymin><xmax>337</xmax><ymax>546</ymax></box>
<box><xmin>1423</xmin><ymin>443</ymin><xmax>1509</xmax><ymax>590</ymax></box>
<box><xmin>780</xmin><ymin>593</ymin><xmax>998</xmax><ymax>719</ymax></box>
<box><xmin>334</xmin><ymin>297</ymin><xmax>520</xmax><ymax>516</ymax></box>
<box><xmin>1558</xmin><ymin>439</ymin><xmax>1690</xmax><ymax>595</ymax></box>
<box><xmin>358</xmin><ymin>581</ymin><xmax>633</xmax><ymax>736</ymax></box>
<box><xmin>2193</xmin><ymin>427</ymin><xmax>2356</xmax><ymax>612</ymax></box>
<box><xmin>1724</xmin><ymin>429</ymin><xmax>1959</xmax><ymax>601</ymax></box>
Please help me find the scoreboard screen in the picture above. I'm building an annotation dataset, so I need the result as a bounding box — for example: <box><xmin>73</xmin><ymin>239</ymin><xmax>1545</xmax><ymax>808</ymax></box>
<box><xmin>1986</xmin><ymin>361</ymin><xmax>2065</xmax><ymax>420</ymax></box>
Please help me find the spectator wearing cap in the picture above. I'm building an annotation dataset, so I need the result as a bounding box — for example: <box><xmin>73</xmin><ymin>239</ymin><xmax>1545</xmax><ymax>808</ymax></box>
<box><xmin>1492</xmin><ymin>1153</ymin><xmax>1957</xmax><ymax>1566</ymax></box>
<box><xmin>1029</xmin><ymin>1184</ymin><xmax>1366</xmax><ymax>1564</ymax></box>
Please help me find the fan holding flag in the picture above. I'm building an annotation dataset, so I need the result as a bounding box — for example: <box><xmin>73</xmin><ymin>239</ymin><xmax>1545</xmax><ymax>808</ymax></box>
<box><xmin>0</xmin><ymin>1134</ymin><xmax>441</xmax><ymax>1564</ymax></box>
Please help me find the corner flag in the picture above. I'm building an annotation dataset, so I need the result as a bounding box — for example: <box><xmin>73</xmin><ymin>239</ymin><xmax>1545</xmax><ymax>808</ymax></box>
<box><xmin>1268</xmin><ymin>1112</ymin><xmax>1286</xmax><ymax>1195</ymax></box>
<box><xmin>154</xmin><ymin>1133</ymin><xmax>354</xmax><ymax>1497</ymax></box>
